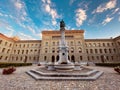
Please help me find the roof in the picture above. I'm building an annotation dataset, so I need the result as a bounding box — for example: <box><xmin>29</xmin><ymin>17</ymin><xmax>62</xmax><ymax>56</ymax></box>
<box><xmin>0</xmin><ymin>33</ymin><xmax>15</xmax><ymax>42</ymax></box>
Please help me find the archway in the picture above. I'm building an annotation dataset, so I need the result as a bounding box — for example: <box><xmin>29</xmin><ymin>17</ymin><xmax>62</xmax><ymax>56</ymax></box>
<box><xmin>56</xmin><ymin>55</ymin><xmax>59</xmax><ymax>62</ymax></box>
<box><xmin>71</xmin><ymin>55</ymin><xmax>75</xmax><ymax>62</ymax></box>
<box><xmin>52</xmin><ymin>55</ymin><xmax>55</xmax><ymax>63</ymax></box>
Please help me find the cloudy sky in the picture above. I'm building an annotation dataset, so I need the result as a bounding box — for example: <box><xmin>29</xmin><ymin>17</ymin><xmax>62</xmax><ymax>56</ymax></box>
<box><xmin>0</xmin><ymin>0</ymin><xmax>120</xmax><ymax>40</ymax></box>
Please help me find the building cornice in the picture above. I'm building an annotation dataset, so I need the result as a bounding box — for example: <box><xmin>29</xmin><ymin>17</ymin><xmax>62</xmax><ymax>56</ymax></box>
<box><xmin>16</xmin><ymin>40</ymin><xmax>41</xmax><ymax>43</ymax></box>
<box><xmin>85</xmin><ymin>39</ymin><xmax>113</xmax><ymax>42</ymax></box>
<box><xmin>0</xmin><ymin>33</ymin><xmax>15</xmax><ymax>42</ymax></box>
<box><xmin>42</xmin><ymin>30</ymin><xmax>84</xmax><ymax>34</ymax></box>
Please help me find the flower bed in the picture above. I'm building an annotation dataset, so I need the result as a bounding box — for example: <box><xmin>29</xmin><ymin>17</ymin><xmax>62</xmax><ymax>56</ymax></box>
<box><xmin>2</xmin><ymin>67</ymin><xmax>16</xmax><ymax>75</ymax></box>
<box><xmin>114</xmin><ymin>66</ymin><xmax>120</xmax><ymax>74</ymax></box>
<box><xmin>37</xmin><ymin>63</ymin><xmax>41</xmax><ymax>66</ymax></box>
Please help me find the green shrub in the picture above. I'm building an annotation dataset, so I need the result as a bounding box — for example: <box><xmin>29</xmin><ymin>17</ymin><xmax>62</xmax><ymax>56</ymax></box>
<box><xmin>0</xmin><ymin>63</ymin><xmax>32</xmax><ymax>68</ymax></box>
<box><xmin>95</xmin><ymin>63</ymin><xmax>120</xmax><ymax>67</ymax></box>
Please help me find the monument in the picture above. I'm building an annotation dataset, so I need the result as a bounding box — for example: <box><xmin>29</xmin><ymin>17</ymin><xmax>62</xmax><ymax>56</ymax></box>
<box><xmin>26</xmin><ymin>20</ymin><xmax>103</xmax><ymax>80</ymax></box>
<box><xmin>54</xmin><ymin>20</ymin><xmax>74</xmax><ymax>71</ymax></box>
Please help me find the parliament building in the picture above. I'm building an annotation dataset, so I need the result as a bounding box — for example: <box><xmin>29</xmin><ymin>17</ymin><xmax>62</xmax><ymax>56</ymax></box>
<box><xmin>0</xmin><ymin>30</ymin><xmax>120</xmax><ymax>64</ymax></box>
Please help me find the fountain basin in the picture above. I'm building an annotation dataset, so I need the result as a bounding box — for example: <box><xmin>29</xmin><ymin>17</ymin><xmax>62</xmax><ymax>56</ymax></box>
<box><xmin>54</xmin><ymin>64</ymin><xmax>74</xmax><ymax>71</ymax></box>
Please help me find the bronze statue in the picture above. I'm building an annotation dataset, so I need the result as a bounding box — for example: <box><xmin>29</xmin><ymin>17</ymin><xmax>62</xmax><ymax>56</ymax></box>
<box><xmin>60</xmin><ymin>20</ymin><xmax>65</xmax><ymax>28</ymax></box>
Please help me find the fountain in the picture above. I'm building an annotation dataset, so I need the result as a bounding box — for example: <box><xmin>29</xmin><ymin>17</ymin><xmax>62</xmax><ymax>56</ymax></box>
<box><xmin>26</xmin><ymin>20</ymin><xmax>103</xmax><ymax>80</ymax></box>
<box><xmin>54</xmin><ymin>20</ymin><xmax>74</xmax><ymax>71</ymax></box>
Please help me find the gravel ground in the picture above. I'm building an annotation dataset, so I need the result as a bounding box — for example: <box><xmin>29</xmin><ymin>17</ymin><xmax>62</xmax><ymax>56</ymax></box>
<box><xmin>0</xmin><ymin>65</ymin><xmax>120</xmax><ymax>90</ymax></box>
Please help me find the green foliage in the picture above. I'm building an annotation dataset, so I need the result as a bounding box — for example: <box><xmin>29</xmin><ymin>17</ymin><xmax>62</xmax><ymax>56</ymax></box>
<box><xmin>95</xmin><ymin>63</ymin><xmax>120</xmax><ymax>67</ymax></box>
<box><xmin>0</xmin><ymin>63</ymin><xmax>32</xmax><ymax>68</ymax></box>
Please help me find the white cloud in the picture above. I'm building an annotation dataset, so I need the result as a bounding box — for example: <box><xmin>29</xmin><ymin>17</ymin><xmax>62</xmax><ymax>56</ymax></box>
<box><xmin>75</xmin><ymin>9</ymin><xmax>87</xmax><ymax>27</ymax></box>
<box><xmin>42</xmin><ymin>0</ymin><xmax>59</xmax><ymax>26</ymax></box>
<box><xmin>69</xmin><ymin>0</ymin><xmax>75</xmax><ymax>5</ymax></box>
<box><xmin>45</xmin><ymin>4</ymin><xmax>51</xmax><ymax>12</ymax></box>
<box><xmin>18</xmin><ymin>32</ymin><xmax>36</xmax><ymax>40</ymax></box>
<box><xmin>5</xmin><ymin>26</ymin><xmax>14</xmax><ymax>37</ymax></box>
<box><xmin>12</xmin><ymin>0</ymin><xmax>38</xmax><ymax>35</ymax></box>
<box><xmin>27</xmin><ymin>26</ymin><xmax>35</xmax><ymax>34</ymax></box>
<box><xmin>0</xmin><ymin>12</ymin><xmax>3</xmax><ymax>16</ymax></box>
<box><xmin>92</xmin><ymin>0</ymin><xmax>117</xmax><ymax>14</ymax></box>
<box><xmin>102</xmin><ymin>17</ymin><xmax>113</xmax><ymax>25</ymax></box>
<box><xmin>52</xmin><ymin>20</ymin><xmax>57</xmax><ymax>25</ymax></box>
<box><xmin>112</xmin><ymin>8</ymin><xmax>119</xmax><ymax>14</ymax></box>
<box><xmin>14</xmin><ymin>1</ymin><xmax>23</xmax><ymax>9</ymax></box>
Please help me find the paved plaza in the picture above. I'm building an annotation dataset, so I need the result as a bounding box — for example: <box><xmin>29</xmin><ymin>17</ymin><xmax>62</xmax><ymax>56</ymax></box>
<box><xmin>0</xmin><ymin>65</ymin><xmax>120</xmax><ymax>90</ymax></box>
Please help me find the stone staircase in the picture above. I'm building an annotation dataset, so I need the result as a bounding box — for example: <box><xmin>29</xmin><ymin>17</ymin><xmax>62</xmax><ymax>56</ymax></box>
<box><xmin>26</xmin><ymin>68</ymin><xmax>103</xmax><ymax>81</ymax></box>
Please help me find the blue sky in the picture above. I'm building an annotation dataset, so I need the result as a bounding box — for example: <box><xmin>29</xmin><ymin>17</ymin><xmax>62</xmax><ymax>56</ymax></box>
<box><xmin>0</xmin><ymin>0</ymin><xmax>120</xmax><ymax>40</ymax></box>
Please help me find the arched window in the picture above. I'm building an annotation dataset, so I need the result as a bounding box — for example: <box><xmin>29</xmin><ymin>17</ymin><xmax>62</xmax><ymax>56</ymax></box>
<box><xmin>95</xmin><ymin>49</ymin><xmax>98</xmax><ymax>53</ymax></box>
<box><xmin>92</xmin><ymin>56</ymin><xmax>94</xmax><ymax>60</ymax></box>
<box><xmin>52</xmin><ymin>48</ymin><xmax>55</xmax><ymax>53</ymax></box>
<box><xmin>21</xmin><ymin>57</ymin><xmax>22</xmax><ymax>60</ymax></box>
<box><xmin>103</xmin><ymin>43</ymin><xmax>105</xmax><ymax>46</ymax></box>
<box><xmin>99</xmin><ymin>49</ymin><xmax>102</xmax><ymax>53</ymax></box>
<box><xmin>18</xmin><ymin>50</ymin><xmax>20</xmax><ymax>54</ymax></box>
<box><xmin>86</xmin><ymin>49</ymin><xmax>88</xmax><ymax>53</ymax></box>
<box><xmin>53</xmin><ymin>42</ymin><xmax>55</xmax><ymax>46</ymax></box>
<box><xmin>71</xmin><ymin>41</ymin><xmax>73</xmax><ymax>46</ymax></box>
<box><xmin>71</xmin><ymin>47</ymin><xmax>74</xmax><ymax>53</ymax></box>
<box><xmin>113</xmin><ymin>49</ymin><xmax>116</xmax><ymax>53</ymax></box>
<box><xmin>93</xmin><ymin>43</ymin><xmax>96</xmax><ymax>46</ymax></box>
<box><xmin>24</xmin><ymin>56</ymin><xmax>27</xmax><ymax>63</ymax></box>
<box><xmin>57</xmin><ymin>47</ymin><xmax>59</xmax><ymax>53</ymax></box>
<box><xmin>44</xmin><ymin>56</ymin><xmax>47</xmax><ymax>61</ymax></box>
<box><xmin>80</xmin><ymin>56</ymin><xmax>82</xmax><ymax>60</ymax></box>
<box><xmin>57</xmin><ymin>41</ymin><xmax>59</xmax><ymax>45</ymax></box>
<box><xmin>90</xmin><ymin>49</ymin><xmax>93</xmax><ymax>53</ymax></box>
<box><xmin>26</xmin><ymin>50</ymin><xmax>28</xmax><ymax>54</ymax></box>
<box><xmin>16</xmin><ymin>57</ymin><xmax>18</xmax><ymax>61</ymax></box>
<box><xmin>78</xmin><ymin>47</ymin><xmax>82</xmax><ymax>53</ymax></box>
<box><xmin>118</xmin><ymin>42</ymin><xmax>120</xmax><ymax>46</ymax></box>
<box><xmin>109</xmin><ymin>49</ymin><xmax>111</xmax><ymax>53</ymax></box>
<box><xmin>2</xmin><ymin>48</ymin><xmax>5</xmax><ymax>53</ymax></box>
<box><xmin>45</xmin><ymin>48</ymin><xmax>47</xmax><ymax>53</ymax></box>
<box><xmin>22</xmin><ymin>50</ymin><xmax>24</xmax><ymax>54</ymax></box>
<box><xmin>23</xmin><ymin>44</ymin><xmax>25</xmax><ymax>48</ymax></box>
<box><xmin>96</xmin><ymin>56</ymin><xmax>99</xmax><ymax>60</ymax></box>
<box><xmin>104</xmin><ymin>49</ymin><xmax>107</xmax><ymax>53</ymax></box>
<box><xmin>19</xmin><ymin>44</ymin><xmax>21</xmax><ymax>48</ymax></box>
<box><xmin>101</xmin><ymin>55</ymin><xmax>104</xmax><ymax>63</ymax></box>
<box><xmin>111</xmin><ymin>56</ymin><xmax>113</xmax><ymax>60</ymax></box>
<box><xmin>78</xmin><ymin>41</ymin><xmax>81</xmax><ymax>45</ymax></box>
<box><xmin>5</xmin><ymin>56</ymin><xmax>8</xmax><ymax>60</ymax></box>
<box><xmin>107</xmin><ymin>43</ymin><xmax>110</xmax><ymax>46</ymax></box>
<box><xmin>45</xmin><ymin>42</ymin><xmax>48</xmax><ymax>46</ymax></box>
<box><xmin>7</xmin><ymin>49</ymin><xmax>10</xmax><ymax>53</ymax></box>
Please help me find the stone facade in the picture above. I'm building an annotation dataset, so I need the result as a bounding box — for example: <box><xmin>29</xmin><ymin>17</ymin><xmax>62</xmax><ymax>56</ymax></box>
<box><xmin>0</xmin><ymin>30</ymin><xmax>120</xmax><ymax>63</ymax></box>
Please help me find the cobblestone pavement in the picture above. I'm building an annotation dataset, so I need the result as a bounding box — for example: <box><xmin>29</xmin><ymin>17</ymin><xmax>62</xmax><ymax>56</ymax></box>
<box><xmin>0</xmin><ymin>65</ymin><xmax>120</xmax><ymax>90</ymax></box>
